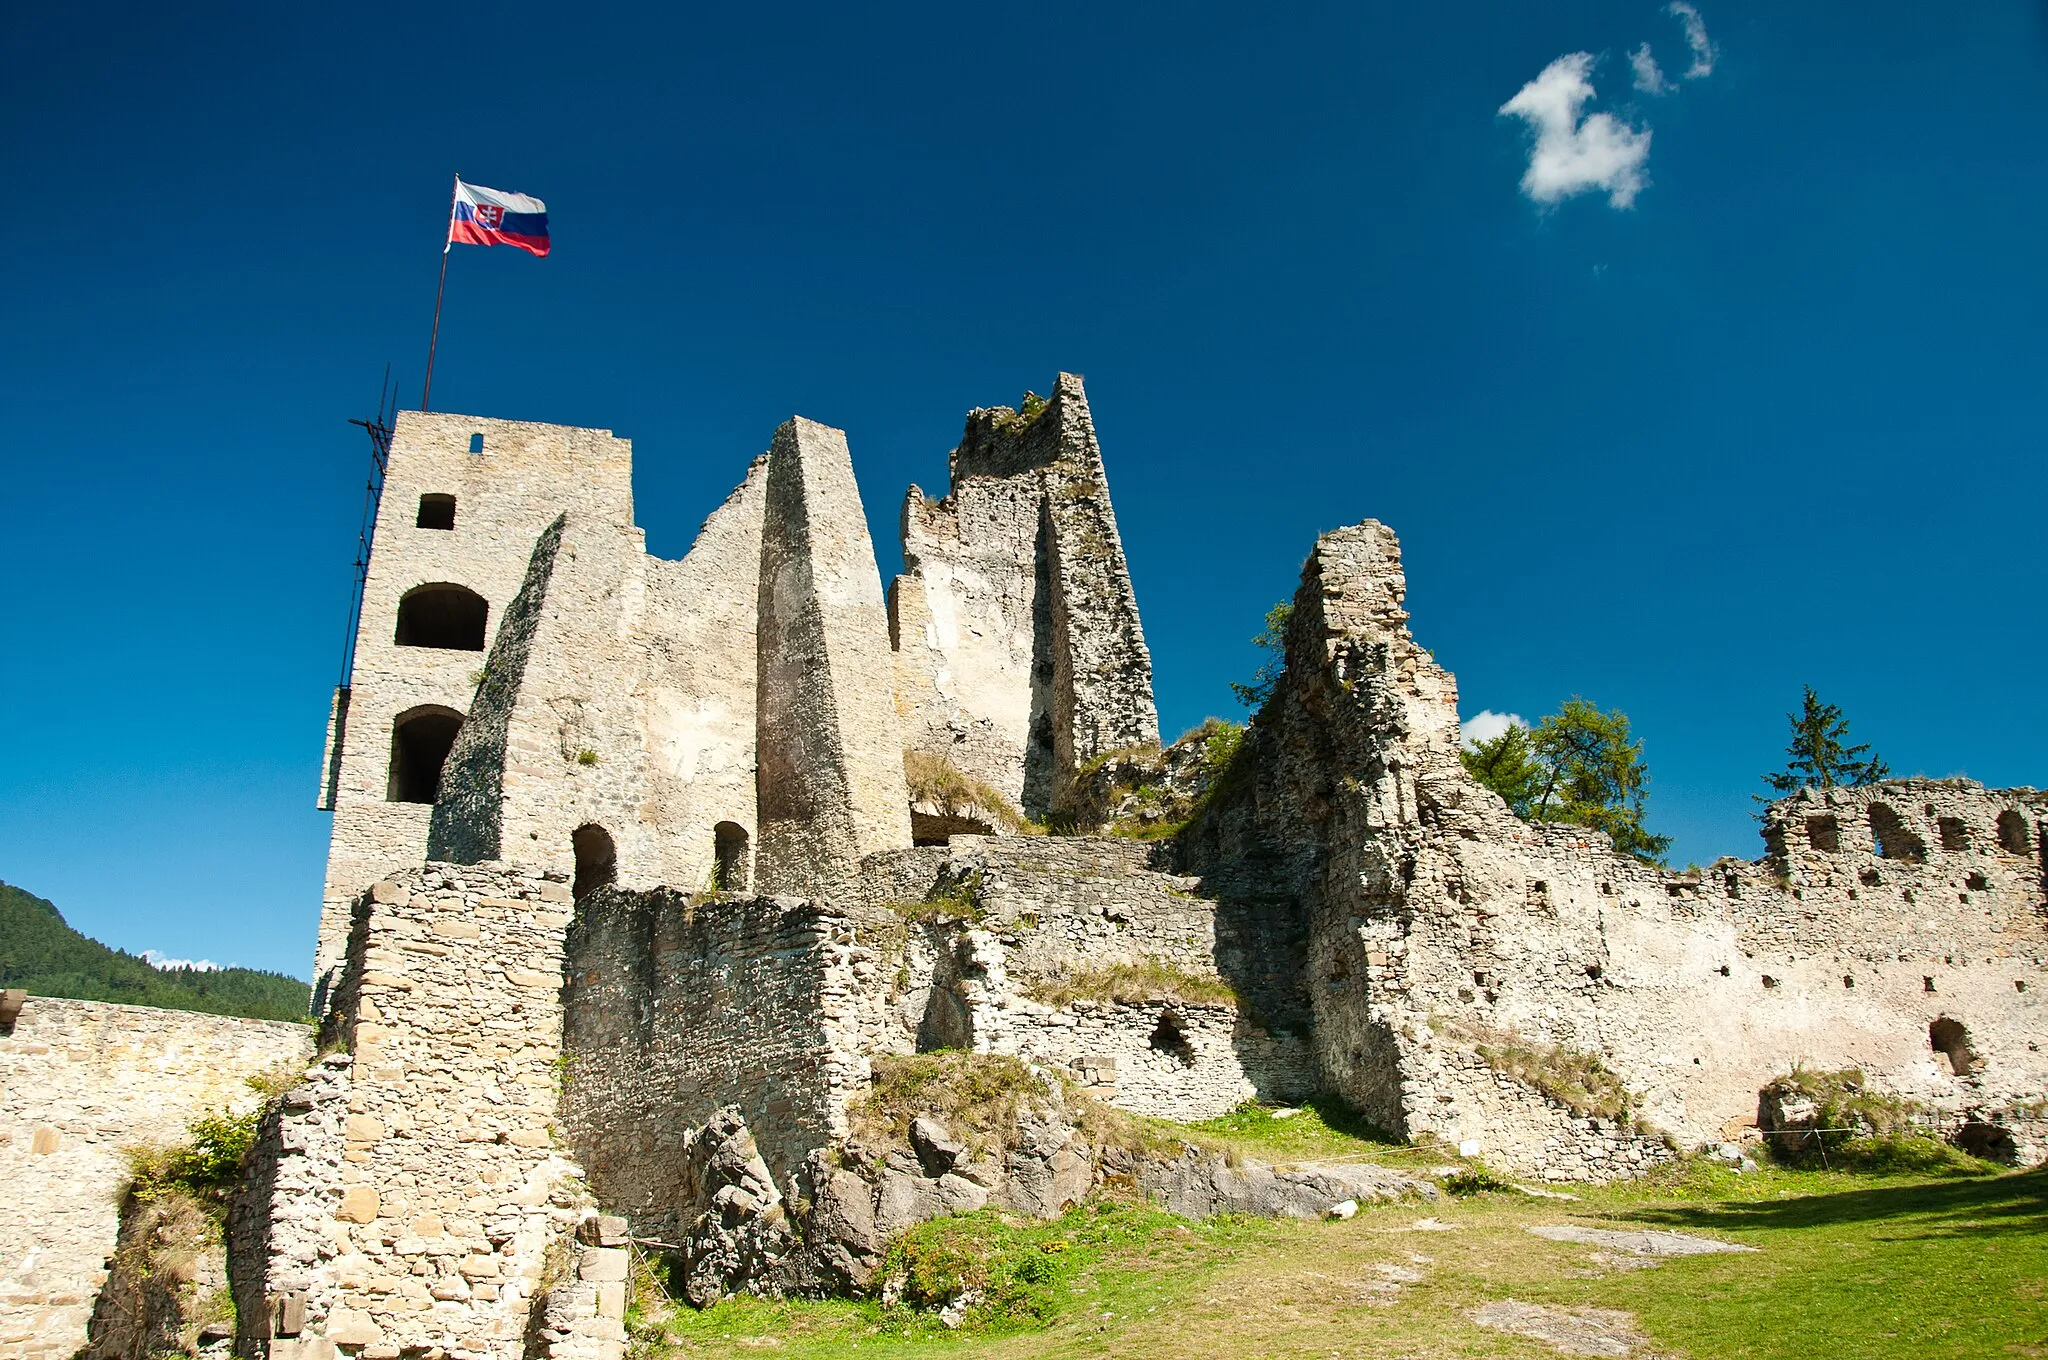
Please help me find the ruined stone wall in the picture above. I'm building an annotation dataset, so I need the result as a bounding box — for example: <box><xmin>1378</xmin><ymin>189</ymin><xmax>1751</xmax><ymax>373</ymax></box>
<box><xmin>0</xmin><ymin>998</ymin><xmax>312</xmax><ymax>1360</ymax></box>
<box><xmin>1218</xmin><ymin>518</ymin><xmax>2048</xmax><ymax>1178</ymax></box>
<box><xmin>890</xmin><ymin>375</ymin><xmax>1159</xmax><ymax>819</ymax></box>
<box><xmin>431</xmin><ymin>467</ymin><xmax>771</xmax><ymax>899</ymax></box>
<box><xmin>755</xmin><ymin>418</ymin><xmax>912</xmax><ymax>894</ymax></box>
<box><xmin>847</xmin><ymin>838</ymin><xmax>1315</xmax><ymax>1119</ymax></box>
<box><xmin>318</xmin><ymin>413</ymin><xmax>636</xmax><ymax>996</ymax></box>
<box><xmin>243</xmin><ymin>865</ymin><xmax>621</xmax><ymax>1360</ymax></box>
<box><xmin>559</xmin><ymin>889</ymin><xmax>874</xmax><ymax>1241</ymax></box>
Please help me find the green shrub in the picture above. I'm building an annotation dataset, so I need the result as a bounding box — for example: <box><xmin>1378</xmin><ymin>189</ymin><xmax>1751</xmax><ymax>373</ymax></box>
<box><xmin>126</xmin><ymin>1109</ymin><xmax>261</xmax><ymax>1213</ymax></box>
<box><xmin>885</xmin><ymin>868</ymin><xmax>984</xmax><ymax>924</ymax></box>
<box><xmin>1439</xmin><ymin>1165</ymin><xmax>1517</xmax><ymax>1196</ymax></box>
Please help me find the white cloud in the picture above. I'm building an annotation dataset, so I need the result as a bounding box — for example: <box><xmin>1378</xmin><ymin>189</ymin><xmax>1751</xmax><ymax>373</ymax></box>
<box><xmin>1461</xmin><ymin>710</ymin><xmax>1528</xmax><ymax>750</ymax></box>
<box><xmin>1630</xmin><ymin>43</ymin><xmax>1671</xmax><ymax>95</ymax></box>
<box><xmin>1668</xmin><ymin>2</ymin><xmax>1716</xmax><ymax>79</ymax></box>
<box><xmin>142</xmin><ymin>949</ymin><xmax>222</xmax><ymax>972</ymax></box>
<box><xmin>1499</xmin><ymin>54</ymin><xmax>1653</xmax><ymax>209</ymax></box>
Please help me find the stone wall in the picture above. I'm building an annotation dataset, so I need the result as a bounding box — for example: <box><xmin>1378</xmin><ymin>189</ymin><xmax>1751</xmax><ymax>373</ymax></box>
<box><xmin>1199</xmin><ymin>516</ymin><xmax>2048</xmax><ymax>1178</ymax></box>
<box><xmin>755</xmin><ymin>419</ymin><xmax>913</xmax><ymax>894</ymax></box>
<box><xmin>0</xmin><ymin>997</ymin><xmax>312</xmax><ymax>1360</ymax></box>
<box><xmin>244</xmin><ymin>865</ymin><xmax>619</xmax><ymax>1360</ymax></box>
<box><xmin>560</xmin><ymin>887</ymin><xmax>874</xmax><ymax>1241</ymax></box>
<box><xmin>890</xmin><ymin>374</ymin><xmax>1159</xmax><ymax>819</ymax></box>
<box><xmin>847</xmin><ymin>837</ymin><xmax>1316</xmax><ymax>1119</ymax></box>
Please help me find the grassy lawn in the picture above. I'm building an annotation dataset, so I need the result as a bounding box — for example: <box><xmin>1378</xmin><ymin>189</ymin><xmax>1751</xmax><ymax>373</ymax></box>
<box><xmin>635</xmin><ymin>1152</ymin><xmax>2047</xmax><ymax>1359</ymax></box>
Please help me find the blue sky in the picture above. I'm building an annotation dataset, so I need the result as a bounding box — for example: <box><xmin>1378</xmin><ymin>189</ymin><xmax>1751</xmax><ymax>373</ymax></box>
<box><xmin>4</xmin><ymin>3</ymin><xmax>2044</xmax><ymax>977</ymax></box>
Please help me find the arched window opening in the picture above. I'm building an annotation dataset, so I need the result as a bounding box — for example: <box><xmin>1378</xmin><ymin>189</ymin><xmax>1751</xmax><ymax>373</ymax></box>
<box><xmin>713</xmin><ymin>821</ymin><xmax>751</xmax><ymax>892</ymax></box>
<box><xmin>1805</xmin><ymin>815</ymin><xmax>1840</xmax><ymax>853</ymax></box>
<box><xmin>1867</xmin><ymin>803</ymin><xmax>1926</xmax><ymax>862</ymax></box>
<box><xmin>1996</xmin><ymin>810</ymin><xmax>2031</xmax><ymax>856</ymax></box>
<box><xmin>387</xmin><ymin>706</ymin><xmax>463</xmax><ymax>804</ymax></box>
<box><xmin>1929</xmin><ymin>1017</ymin><xmax>1980</xmax><ymax>1077</ymax></box>
<box><xmin>917</xmin><ymin>985</ymin><xmax>972</xmax><ymax>1053</ymax></box>
<box><xmin>468</xmin><ymin>432</ymin><xmax>485</xmax><ymax>454</ymax></box>
<box><xmin>395</xmin><ymin>584</ymin><xmax>488</xmax><ymax>651</ymax></box>
<box><xmin>572</xmin><ymin>824</ymin><xmax>616</xmax><ymax>901</ymax></box>
<box><xmin>1148</xmin><ymin>1010</ymin><xmax>1195</xmax><ymax>1068</ymax></box>
<box><xmin>416</xmin><ymin>494</ymin><xmax>456</xmax><ymax>530</ymax></box>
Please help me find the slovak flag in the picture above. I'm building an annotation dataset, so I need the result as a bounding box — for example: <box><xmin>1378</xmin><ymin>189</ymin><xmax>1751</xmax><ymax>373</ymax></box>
<box><xmin>448</xmin><ymin>179</ymin><xmax>550</xmax><ymax>257</ymax></box>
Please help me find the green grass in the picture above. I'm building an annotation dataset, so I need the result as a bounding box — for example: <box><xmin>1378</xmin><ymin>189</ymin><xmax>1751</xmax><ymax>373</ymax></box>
<box><xmin>627</xmin><ymin>1161</ymin><xmax>2048</xmax><ymax>1360</ymax></box>
<box><xmin>1022</xmin><ymin>957</ymin><xmax>1238</xmax><ymax>1009</ymax></box>
<box><xmin>1169</xmin><ymin>1097</ymin><xmax>1415</xmax><ymax>1166</ymax></box>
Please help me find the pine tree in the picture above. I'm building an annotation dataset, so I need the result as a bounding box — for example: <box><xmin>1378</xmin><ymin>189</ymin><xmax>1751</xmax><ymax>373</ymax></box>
<box><xmin>1461</xmin><ymin>723</ymin><xmax>1543</xmax><ymax>818</ymax></box>
<box><xmin>1763</xmin><ymin>686</ymin><xmax>1889</xmax><ymax>797</ymax></box>
<box><xmin>1230</xmin><ymin>602</ymin><xmax>1294</xmax><ymax>710</ymax></box>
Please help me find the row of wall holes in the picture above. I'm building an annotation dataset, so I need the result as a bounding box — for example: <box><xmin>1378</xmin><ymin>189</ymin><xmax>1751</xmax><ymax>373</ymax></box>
<box><xmin>1807</xmin><ymin>808</ymin><xmax>2035</xmax><ymax>856</ymax></box>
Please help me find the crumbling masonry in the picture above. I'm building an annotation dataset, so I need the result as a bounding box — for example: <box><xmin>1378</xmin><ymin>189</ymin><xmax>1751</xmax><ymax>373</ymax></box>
<box><xmin>6</xmin><ymin>375</ymin><xmax>2040</xmax><ymax>1360</ymax></box>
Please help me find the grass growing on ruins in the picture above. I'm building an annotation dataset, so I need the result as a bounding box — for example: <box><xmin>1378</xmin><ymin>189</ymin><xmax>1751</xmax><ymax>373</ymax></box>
<box><xmin>635</xmin><ymin>1161</ymin><xmax>2048</xmax><ymax>1360</ymax></box>
<box><xmin>852</xmin><ymin>1052</ymin><xmax>1056</xmax><ymax>1155</ymax></box>
<box><xmin>1021</xmin><ymin>956</ymin><xmax>1237</xmax><ymax>1009</ymax></box>
<box><xmin>903</xmin><ymin>752</ymin><xmax>1036</xmax><ymax>834</ymax></box>
<box><xmin>1437</xmin><ymin>1016</ymin><xmax>1651</xmax><ymax>1129</ymax></box>
<box><xmin>124</xmin><ymin>1109</ymin><xmax>261</xmax><ymax>1211</ymax></box>
<box><xmin>886</xmin><ymin>868</ymin><xmax>987</xmax><ymax>923</ymax></box>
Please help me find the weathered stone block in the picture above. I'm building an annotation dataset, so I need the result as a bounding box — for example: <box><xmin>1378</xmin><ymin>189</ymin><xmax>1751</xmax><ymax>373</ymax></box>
<box><xmin>576</xmin><ymin>1248</ymin><xmax>628</xmax><ymax>1283</ymax></box>
<box><xmin>335</xmin><ymin>1186</ymin><xmax>380</xmax><ymax>1224</ymax></box>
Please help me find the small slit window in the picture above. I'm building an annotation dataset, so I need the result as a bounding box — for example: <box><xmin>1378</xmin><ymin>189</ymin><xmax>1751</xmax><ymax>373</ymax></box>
<box><xmin>468</xmin><ymin>432</ymin><xmax>485</xmax><ymax>454</ymax></box>
<box><xmin>1868</xmin><ymin>803</ymin><xmax>1926</xmax><ymax>861</ymax></box>
<box><xmin>416</xmin><ymin>494</ymin><xmax>456</xmax><ymax>530</ymax></box>
<box><xmin>572</xmin><ymin>824</ymin><xmax>617</xmax><ymax>901</ymax></box>
<box><xmin>713</xmin><ymin>821</ymin><xmax>751</xmax><ymax>892</ymax></box>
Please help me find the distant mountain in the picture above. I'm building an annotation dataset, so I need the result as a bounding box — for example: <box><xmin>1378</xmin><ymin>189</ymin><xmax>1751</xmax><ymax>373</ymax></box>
<box><xmin>0</xmin><ymin>880</ymin><xmax>310</xmax><ymax>1022</ymax></box>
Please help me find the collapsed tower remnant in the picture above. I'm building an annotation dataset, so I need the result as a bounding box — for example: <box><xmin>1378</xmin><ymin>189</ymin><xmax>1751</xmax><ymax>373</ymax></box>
<box><xmin>890</xmin><ymin>372</ymin><xmax>1160</xmax><ymax>826</ymax></box>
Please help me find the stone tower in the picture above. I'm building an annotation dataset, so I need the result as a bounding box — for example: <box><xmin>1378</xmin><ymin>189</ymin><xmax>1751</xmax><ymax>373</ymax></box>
<box><xmin>890</xmin><ymin>373</ymin><xmax>1160</xmax><ymax>820</ymax></box>
<box><xmin>314</xmin><ymin>412</ymin><xmax>635</xmax><ymax>998</ymax></box>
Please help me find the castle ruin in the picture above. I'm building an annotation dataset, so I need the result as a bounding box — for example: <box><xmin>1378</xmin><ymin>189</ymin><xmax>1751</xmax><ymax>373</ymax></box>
<box><xmin>5</xmin><ymin>374</ymin><xmax>2042</xmax><ymax>1360</ymax></box>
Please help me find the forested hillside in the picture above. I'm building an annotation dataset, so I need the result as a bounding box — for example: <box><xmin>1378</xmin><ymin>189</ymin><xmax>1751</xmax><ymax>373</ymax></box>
<box><xmin>0</xmin><ymin>880</ymin><xmax>310</xmax><ymax>1021</ymax></box>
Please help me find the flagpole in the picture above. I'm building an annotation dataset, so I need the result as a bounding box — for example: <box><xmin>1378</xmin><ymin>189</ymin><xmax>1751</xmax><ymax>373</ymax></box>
<box><xmin>421</xmin><ymin>173</ymin><xmax>459</xmax><ymax>411</ymax></box>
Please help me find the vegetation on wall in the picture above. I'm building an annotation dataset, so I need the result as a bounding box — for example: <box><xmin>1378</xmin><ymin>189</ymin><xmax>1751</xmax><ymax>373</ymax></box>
<box><xmin>1460</xmin><ymin>700</ymin><xmax>1671</xmax><ymax>864</ymax></box>
<box><xmin>902</xmin><ymin>752</ymin><xmax>1035</xmax><ymax>833</ymax></box>
<box><xmin>0</xmin><ymin>880</ymin><xmax>310</xmax><ymax>1021</ymax></box>
<box><xmin>1022</xmin><ymin>956</ymin><xmax>1236</xmax><ymax>1009</ymax></box>
<box><xmin>1439</xmin><ymin>1016</ymin><xmax>1648</xmax><ymax>1129</ymax></box>
<box><xmin>1228</xmin><ymin>602</ymin><xmax>1293</xmax><ymax>711</ymax></box>
<box><xmin>1759</xmin><ymin>686</ymin><xmax>1890</xmax><ymax>798</ymax></box>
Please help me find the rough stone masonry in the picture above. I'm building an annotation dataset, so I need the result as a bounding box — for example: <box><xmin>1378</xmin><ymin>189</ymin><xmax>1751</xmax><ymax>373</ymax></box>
<box><xmin>9</xmin><ymin>374</ymin><xmax>2041</xmax><ymax>1360</ymax></box>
